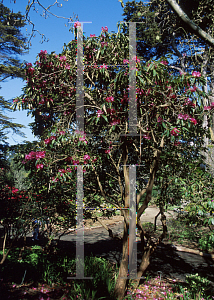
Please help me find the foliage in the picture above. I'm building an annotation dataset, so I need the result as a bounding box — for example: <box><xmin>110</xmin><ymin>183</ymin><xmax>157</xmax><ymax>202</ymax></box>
<box><xmin>11</xmin><ymin>24</ymin><xmax>211</xmax><ymax>299</ymax></box>
<box><xmin>0</xmin><ymin>246</ymin><xmax>116</xmax><ymax>299</ymax></box>
<box><xmin>0</xmin><ymin>3</ymin><xmax>27</xmax><ymax>142</ymax></box>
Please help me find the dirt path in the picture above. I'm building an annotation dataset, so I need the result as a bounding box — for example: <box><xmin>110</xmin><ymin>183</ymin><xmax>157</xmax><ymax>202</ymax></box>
<box><xmin>58</xmin><ymin>206</ymin><xmax>214</xmax><ymax>285</ymax></box>
<box><xmin>83</xmin><ymin>206</ymin><xmax>177</xmax><ymax>230</ymax></box>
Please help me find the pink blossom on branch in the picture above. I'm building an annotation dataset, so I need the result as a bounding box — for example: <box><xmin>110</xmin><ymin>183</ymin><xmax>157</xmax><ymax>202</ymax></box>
<box><xmin>192</xmin><ymin>71</ymin><xmax>201</xmax><ymax>77</ymax></box>
<box><xmin>106</xmin><ymin>96</ymin><xmax>114</xmax><ymax>103</ymax></box>
<box><xmin>36</xmin><ymin>164</ymin><xmax>44</xmax><ymax>170</ymax></box>
<box><xmin>83</xmin><ymin>154</ymin><xmax>90</xmax><ymax>160</ymax></box>
<box><xmin>160</xmin><ymin>60</ymin><xmax>168</xmax><ymax>66</ymax></box>
<box><xmin>204</xmin><ymin>106</ymin><xmax>212</xmax><ymax>111</ymax></box>
<box><xmin>74</xmin><ymin>21</ymin><xmax>81</xmax><ymax>28</ymax></box>
<box><xmin>123</xmin><ymin>59</ymin><xmax>129</xmax><ymax>64</ymax></box>
<box><xmin>97</xmin><ymin>109</ymin><xmax>103</xmax><ymax>117</ymax></box>
<box><xmin>142</xmin><ymin>134</ymin><xmax>151</xmax><ymax>140</ymax></box>
<box><xmin>171</xmin><ymin>128</ymin><xmax>179</xmax><ymax>136</ymax></box>
<box><xmin>101</xmin><ymin>26</ymin><xmax>108</xmax><ymax>32</ymax></box>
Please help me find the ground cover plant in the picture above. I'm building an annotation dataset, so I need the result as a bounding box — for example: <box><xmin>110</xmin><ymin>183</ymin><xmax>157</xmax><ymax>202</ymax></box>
<box><xmin>1</xmin><ymin>242</ymin><xmax>214</xmax><ymax>300</ymax></box>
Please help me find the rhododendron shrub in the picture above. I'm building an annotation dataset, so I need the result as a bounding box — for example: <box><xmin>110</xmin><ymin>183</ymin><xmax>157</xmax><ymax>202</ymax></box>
<box><xmin>13</xmin><ymin>25</ymin><xmax>210</xmax><ymax>299</ymax></box>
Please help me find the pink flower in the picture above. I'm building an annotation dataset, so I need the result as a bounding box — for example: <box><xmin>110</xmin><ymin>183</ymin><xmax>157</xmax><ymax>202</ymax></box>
<box><xmin>106</xmin><ymin>96</ymin><xmax>114</xmax><ymax>103</ymax></box>
<box><xmin>83</xmin><ymin>154</ymin><xmax>90</xmax><ymax>160</ymax></box>
<box><xmin>36</xmin><ymin>164</ymin><xmax>44</xmax><ymax>170</ymax></box>
<box><xmin>97</xmin><ymin>109</ymin><xmax>103</xmax><ymax>117</ymax></box>
<box><xmin>101</xmin><ymin>26</ymin><xmax>108</xmax><ymax>32</ymax></box>
<box><xmin>183</xmin><ymin>114</ymin><xmax>189</xmax><ymax>120</ymax></box>
<box><xmin>59</xmin><ymin>131</ymin><xmax>65</xmax><ymax>135</ymax></box>
<box><xmin>73</xmin><ymin>160</ymin><xmax>79</xmax><ymax>165</ymax></box>
<box><xmin>101</xmin><ymin>41</ymin><xmax>108</xmax><ymax>47</ymax></box>
<box><xmin>59</xmin><ymin>169</ymin><xmax>66</xmax><ymax>173</ymax></box>
<box><xmin>105</xmin><ymin>149</ymin><xmax>111</xmax><ymax>154</ymax></box>
<box><xmin>35</xmin><ymin>151</ymin><xmax>46</xmax><ymax>159</ymax></box>
<box><xmin>204</xmin><ymin>106</ymin><xmax>211</xmax><ymax>111</ymax></box>
<box><xmin>107</xmin><ymin>108</ymin><xmax>116</xmax><ymax>115</ymax></box>
<box><xmin>39</xmin><ymin>50</ymin><xmax>47</xmax><ymax>57</ymax></box>
<box><xmin>192</xmin><ymin>71</ymin><xmax>201</xmax><ymax>77</ymax></box>
<box><xmin>189</xmin><ymin>85</ymin><xmax>197</xmax><ymax>92</ymax></box>
<box><xmin>143</xmin><ymin>134</ymin><xmax>151</xmax><ymax>140</ymax></box>
<box><xmin>110</xmin><ymin>118</ymin><xmax>120</xmax><ymax>125</ymax></box>
<box><xmin>123</xmin><ymin>59</ymin><xmax>129</xmax><ymax>64</ymax></box>
<box><xmin>65</xmin><ymin>64</ymin><xmax>70</xmax><ymax>70</ymax></box>
<box><xmin>157</xmin><ymin>117</ymin><xmax>163</xmax><ymax>123</ymax></box>
<box><xmin>25</xmin><ymin>151</ymin><xmax>36</xmax><ymax>160</ymax></box>
<box><xmin>74</xmin><ymin>21</ymin><xmax>81</xmax><ymax>28</ymax></box>
<box><xmin>161</xmin><ymin>60</ymin><xmax>168</xmax><ymax>65</ymax></box>
<box><xmin>178</xmin><ymin>114</ymin><xmax>184</xmax><ymax>119</ymax></box>
<box><xmin>184</xmin><ymin>98</ymin><xmax>196</xmax><ymax>107</ymax></box>
<box><xmin>79</xmin><ymin>137</ymin><xmax>86</xmax><ymax>142</ymax></box>
<box><xmin>174</xmin><ymin>141</ymin><xmax>181</xmax><ymax>146</ymax></box>
<box><xmin>211</xmin><ymin>102</ymin><xmax>214</xmax><ymax>107</ymax></box>
<box><xmin>171</xmin><ymin>128</ymin><xmax>179</xmax><ymax>136</ymax></box>
<box><xmin>189</xmin><ymin>117</ymin><xmax>197</xmax><ymax>125</ymax></box>
<box><xmin>59</xmin><ymin>55</ymin><xmax>67</xmax><ymax>62</ymax></box>
<box><xmin>52</xmin><ymin>177</ymin><xmax>59</xmax><ymax>182</ymax></box>
<box><xmin>44</xmin><ymin>138</ymin><xmax>51</xmax><ymax>144</ymax></box>
<box><xmin>90</xmin><ymin>34</ymin><xmax>96</xmax><ymax>37</ymax></box>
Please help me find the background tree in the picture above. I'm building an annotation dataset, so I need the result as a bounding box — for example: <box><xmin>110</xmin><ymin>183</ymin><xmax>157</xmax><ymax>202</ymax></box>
<box><xmin>0</xmin><ymin>3</ymin><xmax>27</xmax><ymax>144</ymax></box>
<box><xmin>122</xmin><ymin>0</ymin><xmax>214</xmax><ymax>173</ymax></box>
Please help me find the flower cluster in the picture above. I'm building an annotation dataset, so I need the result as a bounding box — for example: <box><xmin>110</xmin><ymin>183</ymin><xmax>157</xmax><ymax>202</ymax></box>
<box><xmin>171</xmin><ymin>128</ymin><xmax>179</xmax><ymax>136</ymax></box>
<box><xmin>97</xmin><ymin>109</ymin><xmax>104</xmax><ymax>117</ymax></box>
<box><xmin>25</xmin><ymin>151</ymin><xmax>46</xmax><ymax>161</ymax></box>
<box><xmin>204</xmin><ymin>102</ymin><xmax>214</xmax><ymax>110</ymax></box>
<box><xmin>74</xmin><ymin>21</ymin><xmax>81</xmax><ymax>28</ymax></box>
<box><xmin>101</xmin><ymin>26</ymin><xmax>108</xmax><ymax>32</ymax></box>
<box><xmin>192</xmin><ymin>71</ymin><xmax>201</xmax><ymax>77</ymax></box>
<box><xmin>106</xmin><ymin>96</ymin><xmax>114</xmax><ymax>103</ymax></box>
<box><xmin>44</xmin><ymin>136</ymin><xmax>56</xmax><ymax>144</ymax></box>
<box><xmin>184</xmin><ymin>98</ymin><xmax>196</xmax><ymax>107</ymax></box>
<box><xmin>178</xmin><ymin>114</ymin><xmax>197</xmax><ymax>125</ymax></box>
<box><xmin>161</xmin><ymin>60</ymin><xmax>168</xmax><ymax>65</ymax></box>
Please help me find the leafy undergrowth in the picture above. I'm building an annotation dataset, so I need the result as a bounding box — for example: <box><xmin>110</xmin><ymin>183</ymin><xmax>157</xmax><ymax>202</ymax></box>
<box><xmin>1</xmin><ymin>275</ymin><xmax>214</xmax><ymax>300</ymax></box>
<box><xmin>142</xmin><ymin>218</ymin><xmax>214</xmax><ymax>253</ymax></box>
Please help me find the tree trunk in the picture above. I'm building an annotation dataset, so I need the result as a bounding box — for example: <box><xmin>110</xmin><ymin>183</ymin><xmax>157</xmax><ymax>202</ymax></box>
<box><xmin>113</xmin><ymin>218</ymin><xmax>129</xmax><ymax>299</ymax></box>
<box><xmin>114</xmin><ymin>140</ymin><xmax>129</xmax><ymax>300</ymax></box>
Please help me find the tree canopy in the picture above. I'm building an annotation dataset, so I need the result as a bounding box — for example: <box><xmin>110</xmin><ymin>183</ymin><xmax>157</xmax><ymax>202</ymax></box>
<box><xmin>0</xmin><ymin>3</ymin><xmax>27</xmax><ymax>143</ymax></box>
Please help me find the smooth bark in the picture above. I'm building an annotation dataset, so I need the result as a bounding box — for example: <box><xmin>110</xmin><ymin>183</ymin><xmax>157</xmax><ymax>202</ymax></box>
<box><xmin>166</xmin><ymin>0</ymin><xmax>214</xmax><ymax>47</ymax></box>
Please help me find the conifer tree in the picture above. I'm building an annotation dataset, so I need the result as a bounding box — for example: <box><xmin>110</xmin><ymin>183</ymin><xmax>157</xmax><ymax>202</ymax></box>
<box><xmin>0</xmin><ymin>3</ymin><xmax>27</xmax><ymax>143</ymax></box>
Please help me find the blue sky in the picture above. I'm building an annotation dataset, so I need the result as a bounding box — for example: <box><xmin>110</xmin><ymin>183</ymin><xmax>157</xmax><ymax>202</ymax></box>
<box><xmin>2</xmin><ymin>0</ymin><xmax>128</xmax><ymax>145</ymax></box>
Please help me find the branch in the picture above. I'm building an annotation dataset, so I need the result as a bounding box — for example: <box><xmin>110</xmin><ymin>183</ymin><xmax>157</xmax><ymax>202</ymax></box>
<box><xmin>166</xmin><ymin>0</ymin><xmax>214</xmax><ymax>47</ymax></box>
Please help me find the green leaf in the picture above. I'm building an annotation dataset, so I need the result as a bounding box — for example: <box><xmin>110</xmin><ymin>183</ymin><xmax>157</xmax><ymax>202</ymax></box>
<box><xmin>102</xmin><ymin>115</ymin><xmax>108</xmax><ymax>122</ymax></box>
<box><xmin>162</xmin><ymin>122</ymin><xmax>166</xmax><ymax>128</ymax></box>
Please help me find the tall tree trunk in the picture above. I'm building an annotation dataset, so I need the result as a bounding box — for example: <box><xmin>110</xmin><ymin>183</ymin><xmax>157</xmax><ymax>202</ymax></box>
<box><xmin>114</xmin><ymin>140</ymin><xmax>129</xmax><ymax>300</ymax></box>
